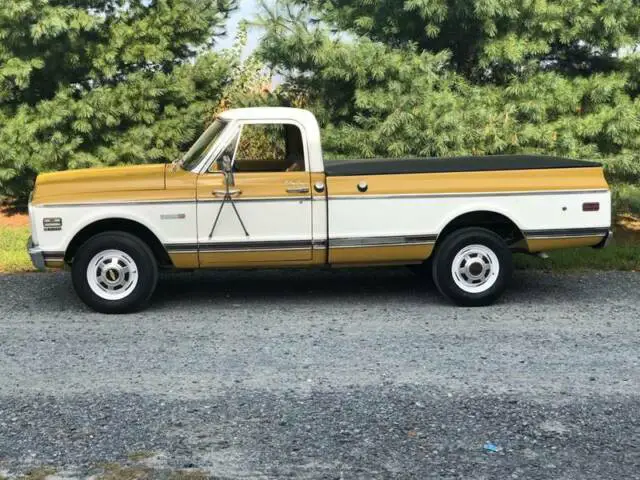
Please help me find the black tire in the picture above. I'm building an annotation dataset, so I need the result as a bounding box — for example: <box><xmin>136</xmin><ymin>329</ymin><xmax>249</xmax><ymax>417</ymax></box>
<box><xmin>432</xmin><ymin>227</ymin><xmax>512</xmax><ymax>307</ymax></box>
<box><xmin>71</xmin><ymin>231</ymin><xmax>159</xmax><ymax>314</ymax></box>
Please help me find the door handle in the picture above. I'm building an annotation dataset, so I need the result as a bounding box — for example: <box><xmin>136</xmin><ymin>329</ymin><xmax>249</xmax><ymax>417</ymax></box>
<box><xmin>213</xmin><ymin>189</ymin><xmax>242</xmax><ymax>197</ymax></box>
<box><xmin>286</xmin><ymin>185</ymin><xmax>310</xmax><ymax>194</ymax></box>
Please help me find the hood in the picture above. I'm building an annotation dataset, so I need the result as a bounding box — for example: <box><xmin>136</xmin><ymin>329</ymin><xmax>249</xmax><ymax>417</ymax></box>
<box><xmin>32</xmin><ymin>164</ymin><xmax>167</xmax><ymax>205</ymax></box>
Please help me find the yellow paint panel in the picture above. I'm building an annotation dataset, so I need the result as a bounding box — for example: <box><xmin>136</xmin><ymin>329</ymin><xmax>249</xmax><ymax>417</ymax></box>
<box><xmin>329</xmin><ymin>244</ymin><xmax>434</xmax><ymax>265</ymax></box>
<box><xmin>31</xmin><ymin>163</ymin><xmax>606</xmax><ymax>206</ymax></box>
<box><xmin>169</xmin><ymin>249</ymin><xmax>325</xmax><ymax>269</ymax></box>
<box><xmin>169</xmin><ymin>252</ymin><xmax>199</xmax><ymax>269</ymax></box>
<box><xmin>165</xmin><ymin>167</ymin><xmax>198</xmax><ymax>200</ymax></box>
<box><xmin>44</xmin><ymin>260</ymin><xmax>65</xmax><ymax>269</ymax></box>
<box><xmin>198</xmin><ymin>249</ymin><xmax>314</xmax><ymax>267</ymax></box>
<box><xmin>310</xmin><ymin>249</ymin><xmax>327</xmax><ymax>266</ymax></box>
<box><xmin>327</xmin><ymin>167</ymin><xmax>608</xmax><ymax>196</ymax></box>
<box><xmin>33</xmin><ymin>164</ymin><xmax>168</xmax><ymax>205</ymax></box>
<box><xmin>526</xmin><ymin>236</ymin><xmax>604</xmax><ymax>252</ymax></box>
<box><xmin>197</xmin><ymin>171</ymin><xmax>312</xmax><ymax>200</ymax></box>
<box><xmin>310</xmin><ymin>173</ymin><xmax>327</xmax><ymax>200</ymax></box>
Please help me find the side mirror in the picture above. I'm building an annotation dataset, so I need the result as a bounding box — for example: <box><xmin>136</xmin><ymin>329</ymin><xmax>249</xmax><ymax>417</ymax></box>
<box><xmin>222</xmin><ymin>155</ymin><xmax>235</xmax><ymax>187</ymax></box>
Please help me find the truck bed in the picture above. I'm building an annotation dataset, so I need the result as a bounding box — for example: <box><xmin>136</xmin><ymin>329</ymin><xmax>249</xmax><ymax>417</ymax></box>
<box><xmin>324</xmin><ymin>155</ymin><xmax>600</xmax><ymax>177</ymax></box>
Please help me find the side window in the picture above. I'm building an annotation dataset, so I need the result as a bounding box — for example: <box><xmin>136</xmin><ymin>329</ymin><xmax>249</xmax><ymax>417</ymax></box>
<box><xmin>215</xmin><ymin>123</ymin><xmax>305</xmax><ymax>173</ymax></box>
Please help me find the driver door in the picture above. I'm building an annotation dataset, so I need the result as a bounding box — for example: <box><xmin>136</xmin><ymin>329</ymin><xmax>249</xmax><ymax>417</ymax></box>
<box><xmin>196</xmin><ymin>122</ymin><xmax>313</xmax><ymax>267</ymax></box>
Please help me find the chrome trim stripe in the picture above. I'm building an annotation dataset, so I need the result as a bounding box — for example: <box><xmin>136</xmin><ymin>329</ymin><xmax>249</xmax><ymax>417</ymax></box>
<box><xmin>166</xmin><ymin>243</ymin><xmax>202</xmax><ymax>252</ymax></box>
<box><xmin>166</xmin><ymin>240</ymin><xmax>313</xmax><ymax>253</ymax></box>
<box><xmin>198</xmin><ymin>197</ymin><xmax>311</xmax><ymax>204</ymax></box>
<box><xmin>328</xmin><ymin>189</ymin><xmax>609</xmax><ymax>200</ymax></box>
<box><xmin>38</xmin><ymin>200</ymin><xmax>196</xmax><ymax>208</ymax></box>
<box><xmin>42</xmin><ymin>252</ymin><xmax>66</xmax><ymax>258</ymax></box>
<box><xmin>165</xmin><ymin>236</ymin><xmax>435</xmax><ymax>253</ymax></box>
<box><xmin>330</xmin><ymin>235</ymin><xmax>437</xmax><ymax>248</ymax></box>
<box><xmin>332</xmin><ymin>243</ymin><xmax>435</xmax><ymax>249</ymax></box>
<box><xmin>44</xmin><ymin>257</ymin><xmax>65</xmax><ymax>263</ymax></box>
<box><xmin>524</xmin><ymin>228</ymin><xmax>610</xmax><ymax>239</ymax></box>
<box><xmin>198</xmin><ymin>247</ymin><xmax>310</xmax><ymax>254</ymax></box>
<box><xmin>38</xmin><ymin>197</ymin><xmax>310</xmax><ymax>208</ymax></box>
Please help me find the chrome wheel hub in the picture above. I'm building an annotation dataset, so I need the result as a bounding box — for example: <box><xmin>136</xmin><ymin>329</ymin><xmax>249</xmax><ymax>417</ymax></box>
<box><xmin>451</xmin><ymin>244</ymin><xmax>500</xmax><ymax>294</ymax></box>
<box><xmin>87</xmin><ymin>249</ymin><xmax>139</xmax><ymax>301</ymax></box>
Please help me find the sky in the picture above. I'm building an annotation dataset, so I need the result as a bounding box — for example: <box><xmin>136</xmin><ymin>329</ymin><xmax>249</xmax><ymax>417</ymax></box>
<box><xmin>217</xmin><ymin>0</ymin><xmax>261</xmax><ymax>52</ymax></box>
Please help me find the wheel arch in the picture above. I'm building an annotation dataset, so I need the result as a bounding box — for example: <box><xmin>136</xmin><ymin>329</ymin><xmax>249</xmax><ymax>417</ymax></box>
<box><xmin>435</xmin><ymin>209</ymin><xmax>525</xmax><ymax>250</ymax></box>
<box><xmin>64</xmin><ymin>218</ymin><xmax>173</xmax><ymax>267</ymax></box>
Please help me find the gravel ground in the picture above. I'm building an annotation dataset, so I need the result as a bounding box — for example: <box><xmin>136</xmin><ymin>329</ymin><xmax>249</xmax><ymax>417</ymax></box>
<box><xmin>0</xmin><ymin>268</ymin><xmax>639</xmax><ymax>478</ymax></box>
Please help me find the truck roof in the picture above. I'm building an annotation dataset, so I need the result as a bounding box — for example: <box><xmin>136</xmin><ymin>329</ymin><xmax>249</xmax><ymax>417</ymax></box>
<box><xmin>218</xmin><ymin>107</ymin><xmax>316</xmax><ymax>124</ymax></box>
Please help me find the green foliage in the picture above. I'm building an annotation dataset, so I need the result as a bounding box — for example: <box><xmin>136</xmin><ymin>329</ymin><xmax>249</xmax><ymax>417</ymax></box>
<box><xmin>299</xmin><ymin>0</ymin><xmax>640</xmax><ymax>83</ymax></box>
<box><xmin>0</xmin><ymin>0</ymin><xmax>237</xmax><ymax>203</ymax></box>
<box><xmin>2</xmin><ymin>0</ymin><xmax>640</xmax><ymax>205</ymax></box>
<box><xmin>612</xmin><ymin>183</ymin><xmax>640</xmax><ymax>214</ymax></box>
<box><xmin>257</xmin><ymin>0</ymin><xmax>640</xmax><ymax>190</ymax></box>
<box><xmin>216</xmin><ymin>21</ymin><xmax>274</xmax><ymax>111</ymax></box>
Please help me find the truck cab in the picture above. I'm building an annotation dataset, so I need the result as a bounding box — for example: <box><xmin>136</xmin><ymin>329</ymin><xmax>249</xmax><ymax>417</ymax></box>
<box><xmin>179</xmin><ymin>108</ymin><xmax>328</xmax><ymax>269</ymax></box>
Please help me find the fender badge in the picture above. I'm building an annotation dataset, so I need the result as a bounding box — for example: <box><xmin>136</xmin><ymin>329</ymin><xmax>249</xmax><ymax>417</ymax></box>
<box><xmin>43</xmin><ymin>217</ymin><xmax>62</xmax><ymax>231</ymax></box>
<box><xmin>161</xmin><ymin>213</ymin><xmax>186</xmax><ymax>220</ymax></box>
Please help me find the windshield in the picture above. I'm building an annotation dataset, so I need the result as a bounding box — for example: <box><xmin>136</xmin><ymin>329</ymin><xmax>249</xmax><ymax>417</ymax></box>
<box><xmin>178</xmin><ymin>119</ymin><xmax>228</xmax><ymax>171</ymax></box>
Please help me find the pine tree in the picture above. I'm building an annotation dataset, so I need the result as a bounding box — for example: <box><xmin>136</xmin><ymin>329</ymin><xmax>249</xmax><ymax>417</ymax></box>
<box><xmin>256</xmin><ymin>0</ymin><xmax>640</xmax><ymax>191</ymax></box>
<box><xmin>0</xmin><ymin>0</ymin><xmax>236</xmax><ymax>203</ymax></box>
<box><xmin>297</xmin><ymin>0</ymin><xmax>640</xmax><ymax>83</ymax></box>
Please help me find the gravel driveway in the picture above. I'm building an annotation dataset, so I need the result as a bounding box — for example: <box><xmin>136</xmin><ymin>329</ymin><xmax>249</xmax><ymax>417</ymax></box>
<box><xmin>0</xmin><ymin>269</ymin><xmax>639</xmax><ymax>479</ymax></box>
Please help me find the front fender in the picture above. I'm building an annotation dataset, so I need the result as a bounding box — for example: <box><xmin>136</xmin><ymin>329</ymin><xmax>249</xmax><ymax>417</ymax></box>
<box><xmin>31</xmin><ymin>204</ymin><xmax>168</xmax><ymax>255</ymax></box>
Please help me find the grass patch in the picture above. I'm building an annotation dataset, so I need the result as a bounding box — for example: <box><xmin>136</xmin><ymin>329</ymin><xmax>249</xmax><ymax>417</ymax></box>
<box><xmin>96</xmin><ymin>464</ymin><xmax>154</xmax><ymax>480</ymax></box>
<box><xmin>94</xmin><ymin>463</ymin><xmax>209</xmax><ymax>480</ymax></box>
<box><xmin>168</xmin><ymin>471</ymin><xmax>210</xmax><ymax>480</ymax></box>
<box><xmin>0</xmin><ymin>225</ymin><xmax>32</xmax><ymax>273</ymax></box>
<box><xmin>612</xmin><ymin>183</ymin><xmax>640</xmax><ymax>215</ymax></box>
<box><xmin>514</xmin><ymin>240</ymin><xmax>640</xmax><ymax>271</ymax></box>
<box><xmin>21</xmin><ymin>467</ymin><xmax>57</xmax><ymax>480</ymax></box>
<box><xmin>127</xmin><ymin>451</ymin><xmax>156</xmax><ymax>462</ymax></box>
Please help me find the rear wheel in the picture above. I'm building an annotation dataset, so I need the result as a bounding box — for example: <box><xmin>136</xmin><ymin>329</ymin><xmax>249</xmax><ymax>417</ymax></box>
<box><xmin>432</xmin><ymin>227</ymin><xmax>512</xmax><ymax>307</ymax></box>
<box><xmin>71</xmin><ymin>231</ymin><xmax>158</xmax><ymax>313</ymax></box>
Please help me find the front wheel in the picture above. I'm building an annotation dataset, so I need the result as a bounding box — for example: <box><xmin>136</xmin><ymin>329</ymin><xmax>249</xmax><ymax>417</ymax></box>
<box><xmin>432</xmin><ymin>227</ymin><xmax>512</xmax><ymax>307</ymax></box>
<box><xmin>71</xmin><ymin>231</ymin><xmax>159</xmax><ymax>314</ymax></box>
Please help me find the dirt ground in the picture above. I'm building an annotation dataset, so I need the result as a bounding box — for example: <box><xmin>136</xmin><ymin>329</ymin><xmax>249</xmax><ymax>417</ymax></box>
<box><xmin>0</xmin><ymin>211</ymin><xmax>28</xmax><ymax>228</ymax></box>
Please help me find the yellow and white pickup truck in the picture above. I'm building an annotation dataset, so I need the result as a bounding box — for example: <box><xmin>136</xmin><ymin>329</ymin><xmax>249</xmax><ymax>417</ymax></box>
<box><xmin>28</xmin><ymin>107</ymin><xmax>612</xmax><ymax>313</ymax></box>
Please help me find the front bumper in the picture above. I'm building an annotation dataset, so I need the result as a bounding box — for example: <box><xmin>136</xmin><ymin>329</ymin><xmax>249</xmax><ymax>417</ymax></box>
<box><xmin>27</xmin><ymin>237</ymin><xmax>46</xmax><ymax>271</ymax></box>
<box><xmin>594</xmin><ymin>229</ymin><xmax>614</xmax><ymax>249</ymax></box>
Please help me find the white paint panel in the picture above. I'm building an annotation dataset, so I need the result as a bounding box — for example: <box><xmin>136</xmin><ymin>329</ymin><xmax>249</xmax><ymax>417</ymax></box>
<box><xmin>328</xmin><ymin>191</ymin><xmax>611</xmax><ymax>240</ymax></box>
<box><xmin>30</xmin><ymin>202</ymin><xmax>197</xmax><ymax>254</ymax></box>
<box><xmin>197</xmin><ymin>199</ymin><xmax>313</xmax><ymax>245</ymax></box>
<box><xmin>312</xmin><ymin>198</ymin><xmax>328</xmax><ymax>247</ymax></box>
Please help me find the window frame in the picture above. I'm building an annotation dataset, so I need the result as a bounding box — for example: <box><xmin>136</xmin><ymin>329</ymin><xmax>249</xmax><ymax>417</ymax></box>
<box><xmin>197</xmin><ymin>119</ymin><xmax>310</xmax><ymax>174</ymax></box>
<box><xmin>179</xmin><ymin>119</ymin><xmax>228</xmax><ymax>172</ymax></box>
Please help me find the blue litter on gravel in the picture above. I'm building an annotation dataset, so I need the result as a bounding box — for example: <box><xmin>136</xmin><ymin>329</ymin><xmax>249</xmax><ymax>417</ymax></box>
<box><xmin>483</xmin><ymin>442</ymin><xmax>500</xmax><ymax>453</ymax></box>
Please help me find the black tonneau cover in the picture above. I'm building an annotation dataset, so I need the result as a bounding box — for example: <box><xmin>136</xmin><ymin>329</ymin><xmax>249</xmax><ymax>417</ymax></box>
<box><xmin>324</xmin><ymin>155</ymin><xmax>600</xmax><ymax>177</ymax></box>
